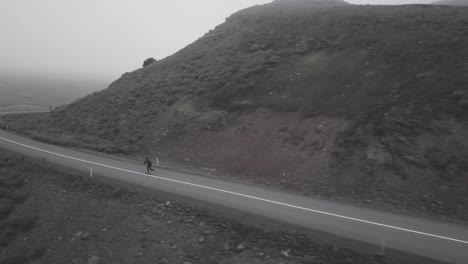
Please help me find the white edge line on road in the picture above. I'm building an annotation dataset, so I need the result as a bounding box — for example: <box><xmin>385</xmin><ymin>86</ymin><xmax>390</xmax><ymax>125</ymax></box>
<box><xmin>1</xmin><ymin>135</ymin><xmax>468</xmax><ymax>245</ymax></box>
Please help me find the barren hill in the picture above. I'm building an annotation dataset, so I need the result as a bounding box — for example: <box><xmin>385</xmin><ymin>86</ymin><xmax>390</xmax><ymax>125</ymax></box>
<box><xmin>5</xmin><ymin>1</ymin><xmax>468</xmax><ymax>220</ymax></box>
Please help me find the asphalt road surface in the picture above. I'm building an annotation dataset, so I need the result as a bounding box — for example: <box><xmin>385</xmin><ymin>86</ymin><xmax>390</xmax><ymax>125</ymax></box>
<box><xmin>0</xmin><ymin>129</ymin><xmax>467</xmax><ymax>263</ymax></box>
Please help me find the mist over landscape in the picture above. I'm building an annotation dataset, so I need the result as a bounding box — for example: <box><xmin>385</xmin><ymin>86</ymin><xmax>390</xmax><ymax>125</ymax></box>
<box><xmin>0</xmin><ymin>72</ymin><xmax>106</xmax><ymax>113</ymax></box>
<box><xmin>0</xmin><ymin>0</ymin><xmax>467</xmax><ymax>263</ymax></box>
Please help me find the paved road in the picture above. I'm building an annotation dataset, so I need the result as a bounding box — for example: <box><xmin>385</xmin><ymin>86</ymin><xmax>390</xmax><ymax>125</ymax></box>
<box><xmin>0</xmin><ymin>129</ymin><xmax>467</xmax><ymax>263</ymax></box>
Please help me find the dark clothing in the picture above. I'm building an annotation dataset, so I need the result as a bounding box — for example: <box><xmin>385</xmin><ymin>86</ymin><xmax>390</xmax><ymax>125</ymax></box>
<box><xmin>144</xmin><ymin>159</ymin><xmax>152</xmax><ymax>167</ymax></box>
<box><xmin>144</xmin><ymin>159</ymin><xmax>155</xmax><ymax>173</ymax></box>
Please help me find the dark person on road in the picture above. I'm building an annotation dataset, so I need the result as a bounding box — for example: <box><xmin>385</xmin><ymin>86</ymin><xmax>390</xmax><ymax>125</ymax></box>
<box><xmin>144</xmin><ymin>157</ymin><xmax>155</xmax><ymax>174</ymax></box>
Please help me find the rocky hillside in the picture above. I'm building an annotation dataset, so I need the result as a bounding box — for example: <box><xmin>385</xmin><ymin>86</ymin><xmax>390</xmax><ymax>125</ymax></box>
<box><xmin>4</xmin><ymin>0</ymin><xmax>468</xmax><ymax>220</ymax></box>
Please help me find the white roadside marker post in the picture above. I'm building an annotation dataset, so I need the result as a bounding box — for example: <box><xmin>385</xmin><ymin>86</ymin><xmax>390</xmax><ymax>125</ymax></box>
<box><xmin>90</xmin><ymin>167</ymin><xmax>93</xmax><ymax>178</ymax></box>
<box><xmin>156</xmin><ymin>158</ymin><xmax>160</xmax><ymax>167</ymax></box>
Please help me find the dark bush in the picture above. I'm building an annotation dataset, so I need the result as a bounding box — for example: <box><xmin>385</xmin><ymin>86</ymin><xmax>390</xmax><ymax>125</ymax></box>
<box><xmin>0</xmin><ymin>216</ymin><xmax>37</xmax><ymax>246</ymax></box>
<box><xmin>0</xmin><ymin>246</ymin><xmax>46</xmax><ymax>264</ymax></box>
<box><xmin>0</xmin><ymin>199</ymin><xmax>14</xmax><ymax>220</ymax></box>
<box><xmin>143</xmin><ymin>57</ymin><xmax>157</xmax><ymax>67</ymax></box>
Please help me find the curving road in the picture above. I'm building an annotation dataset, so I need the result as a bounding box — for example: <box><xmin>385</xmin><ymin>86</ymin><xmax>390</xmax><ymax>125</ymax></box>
<box><xmin>0</xmin><ymin>129</ymin><xmax>467</xmax><ymax>263</ymax></box>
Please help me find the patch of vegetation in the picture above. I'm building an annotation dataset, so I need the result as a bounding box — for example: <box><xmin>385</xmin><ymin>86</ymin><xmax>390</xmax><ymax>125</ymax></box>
<box><xmin>142</xmin><ymin>57</ymin><xmax>157</xmax><ymax>67</ymax></box>
<box><xmin>0</xmin><ymin>199</ymin><xmax>15</xmax><ymax>220</ymax></box>
<box><xmin>0</xmin><ymin>216</ymin><xmax>38</xmax><ymax>246</ymax></box>
<box><xmin>0</xmin><ymin>247</ymin><xmax>46</xmax><ymax>264</ymax></box>
<box><xmin>0</xmin><ymin>154</ymin><xmax>40</xmax><ymax>257</ymax></box>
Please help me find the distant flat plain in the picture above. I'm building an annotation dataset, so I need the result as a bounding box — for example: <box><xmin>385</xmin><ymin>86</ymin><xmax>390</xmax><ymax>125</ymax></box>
<box><xmin>0</xmin><ymin>72</ymin><xmax>108</xmax><ymax>114</ymax></box>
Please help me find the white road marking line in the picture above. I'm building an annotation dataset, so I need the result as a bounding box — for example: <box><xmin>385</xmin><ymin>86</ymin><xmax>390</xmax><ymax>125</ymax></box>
<box><xmin>1</xmin><ymin>135</ymin><xmax>468</xmax><ymax>245</ymax></box>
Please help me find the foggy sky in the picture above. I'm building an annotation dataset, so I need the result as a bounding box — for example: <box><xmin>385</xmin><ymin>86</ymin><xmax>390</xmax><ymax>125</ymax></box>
<box><xmin>1</xmin><ymin>0</ymin><xmax>435</xmax><ymax>82</ymax></box>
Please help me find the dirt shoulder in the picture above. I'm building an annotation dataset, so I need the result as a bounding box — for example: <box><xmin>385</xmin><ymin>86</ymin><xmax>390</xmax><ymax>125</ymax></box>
<box><xmin>0</xmin><ymin>149</ymin><xmax>395</xmax><ymax>264</ymax></box>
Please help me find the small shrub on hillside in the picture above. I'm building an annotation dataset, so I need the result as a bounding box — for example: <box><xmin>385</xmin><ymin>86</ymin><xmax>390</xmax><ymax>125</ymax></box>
<box><xmin>143</xmin><ymin>57</ymin><xmax>157</xmax><ymax>67</ymax></box>
<box><xmin>0</xmin><ymin>255</ymin><xmax>29</xmax><ymax>264</ymax></box>
<box><xmin>12</xmin><ymin>216</ymin><xmax>38</xmax><ymax>232</ymax></box>
<box><xmin>0</xmin><ymin>121</ymin><xmax>7</xmax><ymax>129</ymax></box>
<box><xmin>0</xmin><ymin>188</ymin><xmax>12</xmax><ymax>199</ymax></box>
<box><xmin>116</xmin><ymin>146</ymin><xmax>132</xmax><ymax>155</ymax></box>
<box><xmin>270</xmin><ymin>98</ymin><xmax>302</xmax><ymax>112</ymax></box>
<box><xmin>10</xmin><ymin>194</ymin><xmax>27</xmax><ymax>204</ymax></box>
<box><xmin>0</xmin><ymin>199</ymin><xmax>14</xmax><ymax>220</ymax></box>
<box><xmin>0</xmin><ymin>158</ymin><xmax>18</xmax><ymax>168</ymax></box>
<box><xmin>0</xmin><ymin>172</ymin><xmax>27</xmax><ymax>189</ymax></box>
<box><xmin>458</xmin><ymin>99</ymin><xmax>468</xmax><ymax>109</ymax></box>
<box><xmin>0</xmin><ymin>246</ymin><xmax>45</xmax><ymax>264</ymax></box>
<box><xmin>0</xmin><ymin>216</ymin><xmax>38</xmax><ymax>246</ymax></box>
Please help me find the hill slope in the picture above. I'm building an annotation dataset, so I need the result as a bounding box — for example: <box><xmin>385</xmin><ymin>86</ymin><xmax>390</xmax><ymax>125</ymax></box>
<box><xmin>5</xmin><ymin>1</ymin><xmax>468</xmax><ymax>219</ymax></box>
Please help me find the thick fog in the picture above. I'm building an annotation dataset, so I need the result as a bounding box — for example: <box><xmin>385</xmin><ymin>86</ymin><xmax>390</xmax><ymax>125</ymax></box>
<box><xmin>0</xmin><ymin>0</ymin><xmax>435</xmax><ymax>82</ymax></box>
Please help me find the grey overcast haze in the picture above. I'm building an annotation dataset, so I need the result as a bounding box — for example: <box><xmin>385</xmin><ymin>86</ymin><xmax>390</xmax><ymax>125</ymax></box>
<box><xmin>1</xmin><ymin>0</ymin><xmax>435</xmax><ymax>82</ymax></box>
